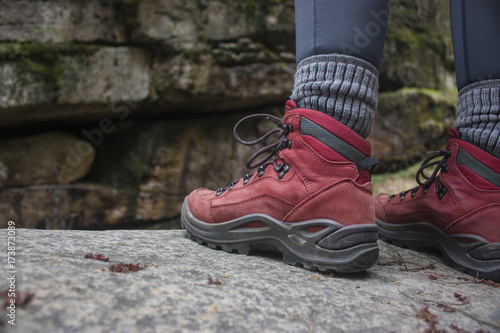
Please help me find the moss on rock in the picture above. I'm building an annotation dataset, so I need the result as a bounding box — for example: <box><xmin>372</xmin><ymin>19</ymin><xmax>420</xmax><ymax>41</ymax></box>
<box><xmin>0</xmin><ymin>42</ymin><xmax>100</xmax><ymax>84</ymax></box>
<box><xmin>372</xmin><ymin>87</ymin><xmax>457</xmax><ymax>172</ymax></box>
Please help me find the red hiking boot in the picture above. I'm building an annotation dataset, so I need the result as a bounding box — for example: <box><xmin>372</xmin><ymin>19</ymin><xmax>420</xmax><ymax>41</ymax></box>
<box><xmin>375</xmin><ymin>129</ymin><xmax>500</xmax><ymax>281</ymax></box>
<box><xmin>181</xmin><ymin>101</ymin><xmax>380</xmax><ymax>273</ymax></box>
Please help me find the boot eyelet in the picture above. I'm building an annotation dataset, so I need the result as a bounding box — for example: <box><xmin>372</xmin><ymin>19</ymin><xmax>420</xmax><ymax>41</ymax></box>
<box><xmin>411</xmin><ymin>187</ymin><xmax>419</xmax><ymax>198</ymax></box>
<box><xmin>228</xmin><ymin>179</ymin><xmax>239</xmax><ymax>190</ymax></box>
<box><xmin>216</xmin><ymin>188</ymin><xmax>226</xmax><ymax>197</ymax></box>
<box><xmin>286</xmin><ymin>124</ymin><xmax>294</xmax><ymax>133</ymax></box>
<box><xmin>258</xmin><ymin>166</ymin><xmax>265</xmax><ymax>177</ymax></box>
<box><xmin>423</xmin><ymin>186</ymin><xmax>429</xmax><ymax>195</ymax></box>
<box><xmin>437</xmin><ymin>186</ymin><xmax>447</xmax><ymax>200</ymax></box>
<box><xmin>243</xmin><ymin>172</ymin><xmax>254</xmax><ymax>185</ymax></box>
<box><xmin>277</xmin><ymin>165</ymin><xmax>290</xmax><ymax>180</ymax></box>
<box><xmin>388</xmin><ymin>194</ymin><xmax>396</xmax><ymax>203</ymax></box>
<box><xmin>399</xmin><ymin>191</ymin><xmax>409</xmax><ymax>201</ymax></box>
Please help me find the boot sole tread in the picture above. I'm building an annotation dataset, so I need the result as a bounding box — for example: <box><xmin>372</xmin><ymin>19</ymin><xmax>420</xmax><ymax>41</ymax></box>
<box><xmin>376</xmin><ymin>218</ymin><xmax>500</xmax><ymax>282</ymax></box>
<box><xmin>181</xmin><ymin>198</ymin><xmax>379</xmax><ymax>273</ymax></box>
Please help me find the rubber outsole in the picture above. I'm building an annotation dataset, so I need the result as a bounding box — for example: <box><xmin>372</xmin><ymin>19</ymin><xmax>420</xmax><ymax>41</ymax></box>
<box><xmin>376</xmin><ymin>218</ymin><xmax>500</xmax><ymax>282</ymax></box>
<box><xmin>181</xmin><ymin>198</ymin><xmax>379</xmax><ymax>273</ymax></box>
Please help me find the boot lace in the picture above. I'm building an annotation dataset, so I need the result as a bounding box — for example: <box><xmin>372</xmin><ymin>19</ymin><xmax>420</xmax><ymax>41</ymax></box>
<box><xmin>388</xmin><ymin>150</ymin><xmax>451</xmax><ymax>202</ymax></box>
<box><xmin>216</xmin><ymin>114</ymin><xmax>294</xmax><ymax>197</ymax></box>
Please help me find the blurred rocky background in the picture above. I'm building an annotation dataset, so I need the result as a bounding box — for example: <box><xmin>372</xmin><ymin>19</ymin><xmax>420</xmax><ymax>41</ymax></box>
<box><xmin>0</xmin><ymin>0</ymin><xmax>457</xmax><ymax>229</ymax></box>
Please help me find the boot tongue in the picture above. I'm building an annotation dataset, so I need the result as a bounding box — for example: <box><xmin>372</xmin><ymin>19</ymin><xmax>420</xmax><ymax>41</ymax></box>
<box><xmin>285</xmin><ymin>100</ymin><xmax>297</xmax><ymax>111</ymax></box>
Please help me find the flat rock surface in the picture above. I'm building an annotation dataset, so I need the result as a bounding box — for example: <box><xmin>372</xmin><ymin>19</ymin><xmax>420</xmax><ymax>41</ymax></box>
<box><xmin>1</xmin><ymin>229</ymin><xmax>499</xmax><ymax>332</ymax></box>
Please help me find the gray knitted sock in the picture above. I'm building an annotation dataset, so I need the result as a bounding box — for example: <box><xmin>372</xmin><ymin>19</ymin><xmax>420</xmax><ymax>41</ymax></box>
<box><xmin>291</xmin><ymin>54</ymin><xmax>379</xmax><ymax>139</ymax></box>
<box><xmin>455</xmin><ymin>79</ymin><xmax>500</xmax><ymax>158</ymax></box>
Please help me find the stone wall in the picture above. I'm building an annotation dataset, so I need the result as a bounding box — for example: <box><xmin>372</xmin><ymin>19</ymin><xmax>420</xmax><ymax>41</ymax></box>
<box><xmin>0</xmin><ymin>0</ymin><xmax>457</xmax><ymax>229</ymax></box>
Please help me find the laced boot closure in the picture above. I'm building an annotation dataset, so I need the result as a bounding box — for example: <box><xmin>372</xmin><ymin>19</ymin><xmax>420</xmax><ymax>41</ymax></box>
<box><xmin>234</xmin><ymin>114</ymin><xmax>294</xmax><ymax>170</ymax></box>
<box><xmin>388</xmin><ymin>150</ymin><xmax>451</xmax><ymax>202</ymax></box>
<box><xmin>182</xmin><ymin>101</ymin><xmax>381</xmax><ymax>274</ymax></box>
<box><xmin>216</xmin><ymin>114</ymin><xmax>294</xmax><ymax>197</ymax></box>
<box><xmin>375</xmin><ymin>128</ymin><xmax>500</xmax><ymax>282</ymax></box>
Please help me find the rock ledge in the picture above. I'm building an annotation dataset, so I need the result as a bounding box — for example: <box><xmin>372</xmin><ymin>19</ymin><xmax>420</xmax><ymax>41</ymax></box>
<box><xmin>1</xmin><ymin>229</ymin><xmax>498</xmax><ymax>332</ymax></box>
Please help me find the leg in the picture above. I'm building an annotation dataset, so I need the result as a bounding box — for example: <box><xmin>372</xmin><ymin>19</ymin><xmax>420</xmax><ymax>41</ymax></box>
<box><xmin>375</xmin><ymin>0</ymin><xmax>500</xmax><ymax>282</ymax></box>
<box><xmin>295</xmin><ymin>0</ymin><xmax>389</xmax><ymax>67</ymax></box>
<box><xmin>182</xmin><ymin>0</ymin><xmax>386</xmax><ymax>273</ymax></box>
<box><xmin>451</xmin><ymin>0</ymin><xmax>500</xmax><ymax>158</ymax></box>
<box><xmin>450</xmin><ymin>0</ymin><xmax>500</xmax><ymax>90</ymax></box>
<box><xmin>292</xmin><ymin>0</ymin><xmax>389</xmax><ymax>139</ymax></box>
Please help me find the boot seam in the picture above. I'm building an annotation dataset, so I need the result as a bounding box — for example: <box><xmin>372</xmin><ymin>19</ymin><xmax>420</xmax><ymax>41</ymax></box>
<box><xmin>384</xmin><ymin>211</ymin><xmax>449</xmax><ymax>229</ymax></box>
<box><xmin>213</xmin><ymin>170</ymin><xmax>307</xmax><ymax>208</ymax></box>
<box><xmin>385</xmin><ymin>191</ymin><xmax>458</xmax><ymax>218</ymax></box>
<box><xmin>210</xmin><ymin>194</ymin><xmax>295</xmax><ymax>219</ymax></box>
<box><xmin>283</xmin><ymin>179</ymin><xmax>372</xmax><ymax>222</ymax></box>
<box><xmin>292</xmin><ymin>133</ymin><xmax>360</xmax><ymax>196</ymax></box>
<box><xmin>444</xmin><ymin>203</ymin><xmax>500</xmax><ymax>236</ymax></box>
<box><xmin>298</xmin><ymin>134</ymin><xmax>360</xmax><ymax>171</ymax></box>
<box><xmin>455</xmin><ymin>164</ymin><xmax>500</xmax><ymax>192</ymax></box>
<box><xmin>452</xmin><ymin>161</ymin><xmax>500</xmax><ymax>194</ymax></box>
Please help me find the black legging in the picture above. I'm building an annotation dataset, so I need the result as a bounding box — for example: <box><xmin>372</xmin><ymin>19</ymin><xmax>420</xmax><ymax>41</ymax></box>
<box><xmin>450</xmin><ymin>0</ymin><xmax>500</xmax><ymax>90</ymax></box>
<box><xmin>295</xmin><ymin>0</ymin><xmax>500</xmax><ymax>90</ymax></box>
<box><xmin>295</xmin><ymin>0</ymin><xmax>389</xmax><ymax>69</ymax></box>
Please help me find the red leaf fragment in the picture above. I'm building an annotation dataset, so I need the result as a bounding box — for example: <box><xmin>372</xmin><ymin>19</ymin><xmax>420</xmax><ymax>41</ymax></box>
<box><xmin>416</xmin><ymin>306</ymin><xmax>439</xmax><ymax>324</ymax></box>
<box><xmin>207</xmin><ymin>276</ymin><xmax>221</xmax><ymax>285</ymax></box>
<box><xmin>474</xmin><ymin>278</ymin><xmax>499</xmax><ymax>288</ymax></box>
<box><xmin>423</xmin><ymin>328</ymin><xmax>447</xmax><ymax>333</ymax></box>
<box><xmin>457</xmin><ymin>277</ymin><xmax>499</xmax><ymax>288</ymax></box>
<box><xmin>453</xmin><ymin>292</ymin><xmax>470</xmax><ymax>304</ymax></box>
<box><xmin>108</xmin><ymin>263</ymin><xmax>147</xmax><ymax>273</ymax></box>
<box><xmin>84</xmin><ymin>253</ymin><xmax>110</xmax><ymax>261</ymax></box>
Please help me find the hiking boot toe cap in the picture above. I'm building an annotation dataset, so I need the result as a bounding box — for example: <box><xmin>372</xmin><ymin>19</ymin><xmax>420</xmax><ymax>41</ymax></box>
<box><xmin>187</xmin><ymin>189</ymin><xmax>213</xmax><ymax>222</ymax></box>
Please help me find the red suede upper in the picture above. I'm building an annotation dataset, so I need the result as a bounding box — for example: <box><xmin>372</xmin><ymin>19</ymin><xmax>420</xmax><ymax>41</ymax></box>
<box><xmin>375</xmin><ymin>134</ymin><xmax>500</xmax><ymax>243</ymax></box>
<box><xmin>188</xmin><ymin>106</ymin><xmax>375</xmax><ymax>227</ymax></box>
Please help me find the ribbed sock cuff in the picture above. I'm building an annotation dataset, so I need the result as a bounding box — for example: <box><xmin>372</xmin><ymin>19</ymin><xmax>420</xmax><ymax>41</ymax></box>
<box><xmin>455</xmin><ymin>79</ymin><xmax>500</xmax><ymax>158</ymax></box>
<box><xmin>290</xmin><ymin>54</ymin><xmax>379</xmax><ymax>139</ymax></box>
